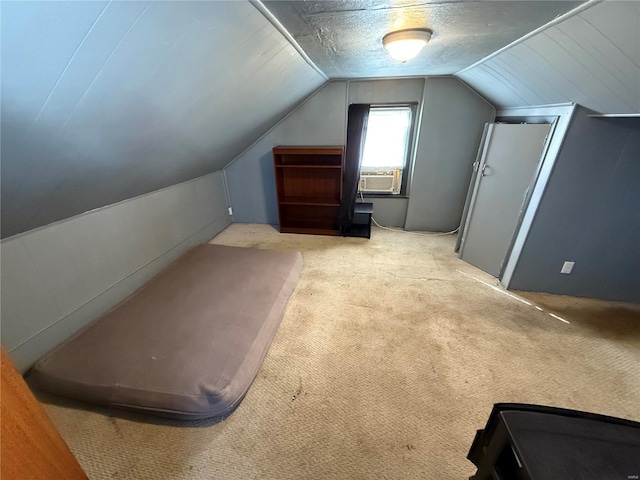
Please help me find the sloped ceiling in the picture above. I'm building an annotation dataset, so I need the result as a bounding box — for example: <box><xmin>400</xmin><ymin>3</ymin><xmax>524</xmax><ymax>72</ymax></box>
<box><xmin>262</xmin><ymin>0</ymin><xmax>583</xmax><ymax>77</ymax></box>
<box><xmin>457</xmin><ymin>1</ymin><xmax>640</xmax><ymax>113</ymax></box>
<box><xmin>1</xmin><ymin>1</ymin><xmax>325</xmax><ymax>238</ymax></box>
<box><xmin>3</xmin><ymin>1</ymin><xmax>637</xmax><ymax>239</ymax></box>
<box><xmin>264</xmin><ymin>0</ymin><xmax>640</xmax><ymax>113</ymax></box>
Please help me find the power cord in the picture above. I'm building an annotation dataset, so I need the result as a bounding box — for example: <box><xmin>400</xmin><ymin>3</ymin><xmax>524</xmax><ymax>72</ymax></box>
<box><xmin>359</xmin><ymin>190</ymin><xmax>459</xmax><ymax>237</ymax></box>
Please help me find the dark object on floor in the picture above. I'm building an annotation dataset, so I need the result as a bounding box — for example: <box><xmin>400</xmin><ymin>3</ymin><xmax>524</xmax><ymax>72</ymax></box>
<box><xmin>343</xmin><ymin>202</ymin><xmax>373</xmax><ymax>239</ymax></box>
<box><xmin>467</xmin><ymin>403</ymin><xmax>640</xmax><ymax>480</ymax></box>
<box><xmin>29</xmin><ymin>244</ymin><xmax>303</xmax><ymax>420</ymax></box>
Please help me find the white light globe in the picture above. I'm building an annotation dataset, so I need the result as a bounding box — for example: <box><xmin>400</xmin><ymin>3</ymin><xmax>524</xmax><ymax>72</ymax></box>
<box><xmin>383</xmin><ymin>29</ymin><xmax>432</xmax><ymax>63</ymax></box>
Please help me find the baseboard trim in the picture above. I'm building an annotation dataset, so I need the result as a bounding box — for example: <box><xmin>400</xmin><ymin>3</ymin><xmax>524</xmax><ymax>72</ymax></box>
<box><xmin>11</xmin><ymin>214</ymin><xmax>231</xmax><ymax>372</ymax></box>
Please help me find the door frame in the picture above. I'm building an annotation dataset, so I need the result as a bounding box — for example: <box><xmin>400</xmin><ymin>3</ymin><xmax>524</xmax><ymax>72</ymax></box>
<box><xmin>497</xmin><ymin>120</ymin><xmax>555</xmax><ymax>279</ymax></box>
<box><xmin>496</xmin><ymin>104</ymin><xmax>577</xmax><ymax>288</ymax></box>
<box><xmin>458</xmin><ymin>122</ymin><xmax>551</xmax><ymax>277</ymax></box>
<box><xmin>455</xmin><ymin>123</ymin><xmax>489</xmax><ymax>253</ymax></box>
<box><xmin>457</xmin><ymin>103</ymin><xmax>577</xmax><ymax>286</ymax></box>
<box><xmin>457</xmin><ymin>123</ymin><xmax>493</xmax><ymax>255</ymax></box>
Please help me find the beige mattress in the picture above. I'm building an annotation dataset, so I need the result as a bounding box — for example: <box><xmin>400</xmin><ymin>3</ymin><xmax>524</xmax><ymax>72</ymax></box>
<box><xmin>29</xmin><ymin>244</ymin><xmax>303</xmax><ymax>420</ymax></box>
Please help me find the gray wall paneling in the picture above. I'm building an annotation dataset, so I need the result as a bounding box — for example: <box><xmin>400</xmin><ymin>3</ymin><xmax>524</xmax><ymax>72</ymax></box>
<box><xmin>226</xmin><ymin>77</ymin><xmax>491</xmax><ymax>230</ymax></box>
<box><xmin>405</xmin><ymin>77</ymin><xmax>495</xmax><ymax>232</ymax></box>
<box><xmin>1</xmin><ymin>1</ymin><xmax>324</xmax><ymax>238</ymax></box>
<box><xmin>226</xmin><ymin>78</ymin><xmax>424</xmax><ymax>227</ymax></box>
<box><xmin>1</xmin><ymin>172</ymin><xmax>231</xmax><ymax>372</ymax></box>
<box><xmin>365</xmin><ymin>198</ymin><xmax>409</xmax><ymax>228</ymax></box>
<box><xmin>225</xmin><ymin>81</ymin><xmax>348</xmax><ymax>225</ymax></box>
<box><xmin>348</xmin><ymin>79</ymin><xmax>425</xmax><ymax>105</ymax></box>
<box><xmin>457</xmin><ymin>1</ymin><xmax>640</xmax><ymax>114</ymax></box>
<box><xmin>348</xmin><ymin>79</ymin><xmax>424</xmax><ymax>228</ymax></box>
<box><xmin>508</xmin><ymin>107</ymin><xmax>640</xmax><ymax>303</ymax></box>
<box><xmin>496</xmin><ymin>104</ymin><xmax>576</xmax><ymax>289</ymax></box>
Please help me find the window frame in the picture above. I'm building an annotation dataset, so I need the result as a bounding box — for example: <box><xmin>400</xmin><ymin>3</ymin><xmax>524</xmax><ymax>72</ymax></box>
<box><xmin>359</xmin><ymin>103</ymin><xmax>418</xmax><ymax>197</ymax></box>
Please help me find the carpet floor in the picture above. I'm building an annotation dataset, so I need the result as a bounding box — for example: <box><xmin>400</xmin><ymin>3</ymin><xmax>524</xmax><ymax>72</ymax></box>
<box><xmin>39</xmin><ymin>224</ymin><xmax>640</xmax><ymax>479</ymax></box>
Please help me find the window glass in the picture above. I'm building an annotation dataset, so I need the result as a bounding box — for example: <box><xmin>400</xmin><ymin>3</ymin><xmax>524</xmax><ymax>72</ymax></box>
<box><xmin>361</xmin><ymin>107</ymin><xmax>412</xmax><ymax>169</ymax></box>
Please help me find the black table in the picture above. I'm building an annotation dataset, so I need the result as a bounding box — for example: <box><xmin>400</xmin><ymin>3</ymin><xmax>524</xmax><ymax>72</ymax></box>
<box><xmin>468</xmin><ymin>403</ymin><xmax>640</xmax><ymax>480</ymax></box>
<box><xmin>344</xmin><ymin>202</ymin><xmax>373</xmax><ymax>239</ymax></box>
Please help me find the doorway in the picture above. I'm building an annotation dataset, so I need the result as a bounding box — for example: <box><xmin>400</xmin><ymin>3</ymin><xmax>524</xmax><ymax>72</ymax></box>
<box><xmin>459</xmin><ymin>123</ymin><xmax>551</xmax><ymax>277</ymax></box>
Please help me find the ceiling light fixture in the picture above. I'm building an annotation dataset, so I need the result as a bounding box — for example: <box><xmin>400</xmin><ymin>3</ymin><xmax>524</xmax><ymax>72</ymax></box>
<box><xmin>382</xmin><ymin>29</ymin><xmax>432</xmax><ymax>63</ymax></box>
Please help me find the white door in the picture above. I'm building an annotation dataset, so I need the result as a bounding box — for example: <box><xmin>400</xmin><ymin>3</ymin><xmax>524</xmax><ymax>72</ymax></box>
<box><xmin>460</xmin><ymin>123</ymin><xmax>551</xmax><ymax>277</ymax></box>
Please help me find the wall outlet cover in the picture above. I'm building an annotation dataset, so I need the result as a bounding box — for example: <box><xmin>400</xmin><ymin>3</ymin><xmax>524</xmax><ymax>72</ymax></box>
<box><xmin>228</xmin><ymin>207</ymin><xmax>233</xmax><ymax>216</ymax></box>
<box><xmin>561</xmin><ymin>261</ymin><xmax>575</xmax><ymax>274</ymax></box>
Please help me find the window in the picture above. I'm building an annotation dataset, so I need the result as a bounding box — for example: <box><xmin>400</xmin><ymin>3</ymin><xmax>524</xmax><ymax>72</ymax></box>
<box><xmin>359</xmin><ymin>106</ymin><xmax>414</xmax><ymax>195</ymax></box>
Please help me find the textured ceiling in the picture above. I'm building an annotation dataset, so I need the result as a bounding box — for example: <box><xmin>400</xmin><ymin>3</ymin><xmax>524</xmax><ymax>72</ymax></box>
<box><xmin>263</xmin><ymin>0</ymin><xmax>584</xmax><ymax>78</ymax></box>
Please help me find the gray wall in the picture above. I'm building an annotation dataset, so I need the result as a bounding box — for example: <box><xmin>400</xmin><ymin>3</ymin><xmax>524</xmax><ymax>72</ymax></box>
<box><xmin>405</xmin><ymin>77</ymin><xmax>495</xmax><ymax>231</ymax></box>
<box><xmin>226</xmin><ymin>81</ymin><xmax>348</xmax><ymax>225</ymax></box>
<box><xmin>1</xmin><ymin>171</ymin><xmax>230</xmax><ymax>372</ymax></box>
<box><xmin>348</xmin><ymin>79</ymin><xmax>424</xmax><ymax>104</ymax></box>
<box><xmin>509</xmin><ymin>107</ymin><xmax>640</xmax><ymax>303</ymax></box>
<box><xmin>227</xmin><ymin>77</ymin><xmax>493</xmax><ymax>230</ymax></box>
<box><xmin>366</xmin><ymin>198</ymin><xmax>409</xmax><ymax>228</ymax></box>
<box><xmin>348</xmin><ymin>79</ymin><xmax>425</xmax><ymax>228</ymax></box>
<box><xmin>1</xmin><ymin>1</ymin><xmax>324</xmax><ymax>238</ymax></box>
<box><xmin>457</xmin><ymin>1</ymin><xmax>640</xmax><ymax>114</ymax></box>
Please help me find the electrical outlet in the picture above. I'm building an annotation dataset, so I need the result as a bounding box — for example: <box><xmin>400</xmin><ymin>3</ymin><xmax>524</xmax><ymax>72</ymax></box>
<box><xmin>228</xmin><ymin>207</ymin><xmax>233</xmax><ymax>216</ymax></box>
<box><xmin>561</xmin><ymin>261</ymin><xmax>575</xmax><ymax>274</ymax></box>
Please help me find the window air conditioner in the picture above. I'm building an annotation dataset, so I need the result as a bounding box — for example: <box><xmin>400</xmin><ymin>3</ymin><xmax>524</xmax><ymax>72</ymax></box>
<box><xmin>359</xmin><ymin>170</ymin><xmax>400</xmax><ymax>194</ymax></box>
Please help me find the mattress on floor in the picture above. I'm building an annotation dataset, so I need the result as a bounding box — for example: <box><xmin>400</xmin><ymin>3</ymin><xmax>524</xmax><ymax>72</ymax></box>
<box><xmin>29</xmin><ymin>244</ymin><xmax>303</xmax><ymax>420</ymax></box>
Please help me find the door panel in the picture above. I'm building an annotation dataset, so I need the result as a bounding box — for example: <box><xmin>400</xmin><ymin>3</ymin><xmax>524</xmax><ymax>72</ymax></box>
<box><xmin>460</xmin><ymin>123</ymin><xmax>550</xmax><ymax>277</ymax></box>
<box><xmin>1</xmin><ymin>348</ymin><xmax>88</xmax><ymax>480</ymax></box>
<box><xmin>456</xmin><ymin>123</ymin><xmax>490</xmax><ymax>252</ymax></box>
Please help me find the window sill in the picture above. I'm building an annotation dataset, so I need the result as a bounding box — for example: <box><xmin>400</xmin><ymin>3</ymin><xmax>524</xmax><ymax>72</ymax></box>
<box><xmin>358</xmin><ymin>194</ymin><xmax>409</xmax><ymax>199</ymax></box>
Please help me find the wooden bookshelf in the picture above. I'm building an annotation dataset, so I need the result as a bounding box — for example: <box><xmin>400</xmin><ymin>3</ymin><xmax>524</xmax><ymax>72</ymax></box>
<box><xmin>273</xmin><ymin>146</ymin><xmax>344</xmax><ymax>235</ymax></box>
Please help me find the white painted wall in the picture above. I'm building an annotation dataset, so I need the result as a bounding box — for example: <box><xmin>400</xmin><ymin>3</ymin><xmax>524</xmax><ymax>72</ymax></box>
<box><xmin>1</xmin><ymin>171</ymin><xmax>230</xmax><ymax>372</ymax></box>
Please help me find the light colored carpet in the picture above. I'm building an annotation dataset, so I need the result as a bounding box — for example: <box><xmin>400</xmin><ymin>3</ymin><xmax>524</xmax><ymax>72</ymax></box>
<box><xmin>39</xmin><ymin>224</ymin><xmax>640</xmax><ymax>479</ymax></box>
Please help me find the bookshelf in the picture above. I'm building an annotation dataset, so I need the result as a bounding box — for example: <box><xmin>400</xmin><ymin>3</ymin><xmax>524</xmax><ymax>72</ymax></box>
<box><xmin>273</xmin><ymin>146</ymin><xmax>344</xmax><ymax>235</ymax></box>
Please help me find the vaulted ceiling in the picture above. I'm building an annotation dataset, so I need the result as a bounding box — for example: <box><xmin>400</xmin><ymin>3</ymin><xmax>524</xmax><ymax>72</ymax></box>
<box><xmin>457</xmin><ymin>0</ymin><xmax>640</xmax><ymax>113</ymax></box>
<box><xmin>262</xmin><ymin>0</ymin><xmax>640</xmax><ymax>113</ymax></box>
<box><xmin>2</xmin><ymin>0</ymin><xmax>638</xmax><ymax>239</ymax></box>
<box><xmin>263</xmin><ymin>0</ymin><xmax>583</xmax><ymax>77</ymax></box>
<box><xmin>1</xmin><ymin>1</ymin><xmax>324</xmax><ymax>238</ymax></box>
